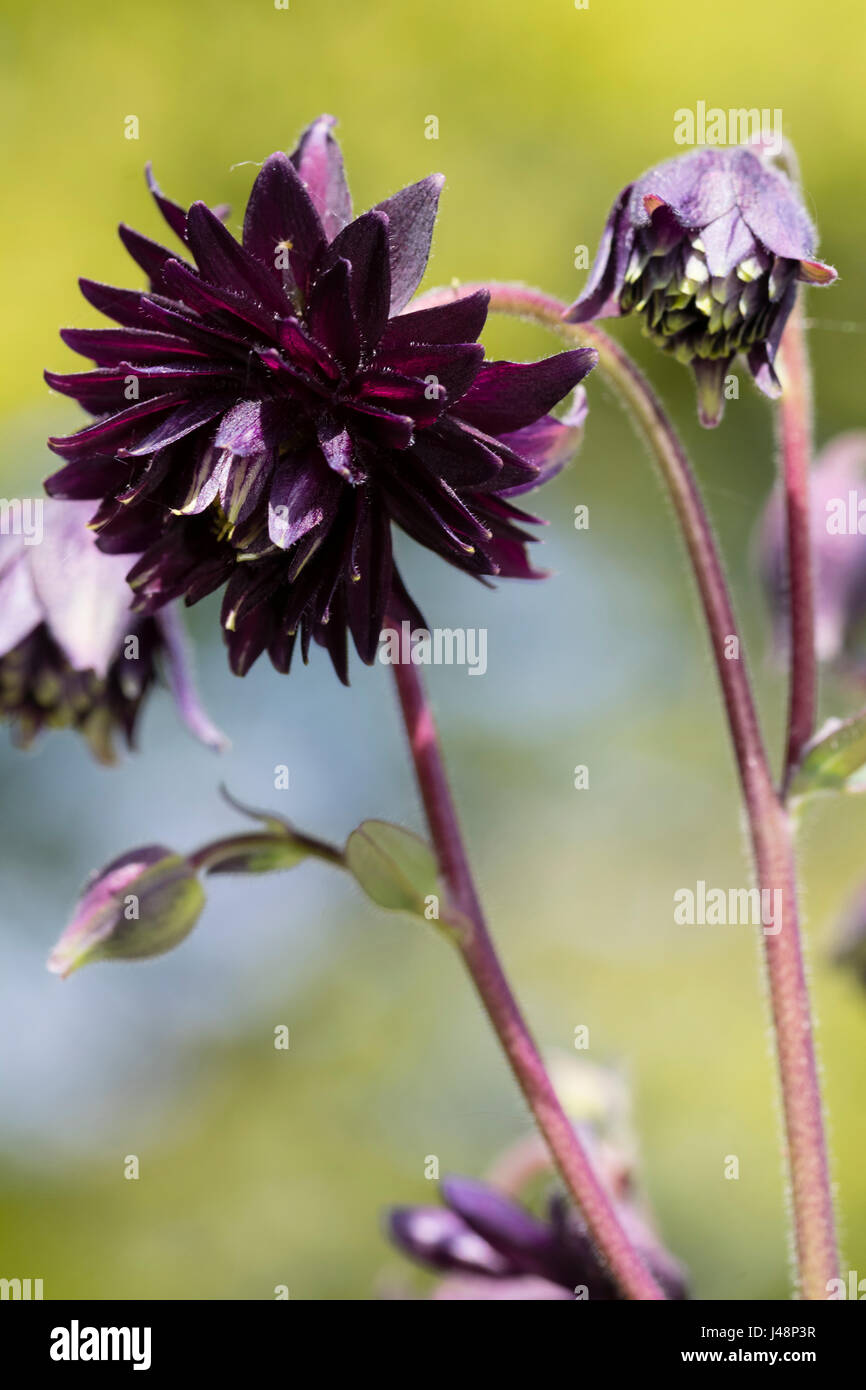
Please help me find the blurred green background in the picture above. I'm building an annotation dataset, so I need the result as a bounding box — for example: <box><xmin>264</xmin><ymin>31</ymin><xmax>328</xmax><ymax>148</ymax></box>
<box><xmin>1</xmin><ymin>0</ymin><xmax>865</xmax><ymax>1300</ymax></box>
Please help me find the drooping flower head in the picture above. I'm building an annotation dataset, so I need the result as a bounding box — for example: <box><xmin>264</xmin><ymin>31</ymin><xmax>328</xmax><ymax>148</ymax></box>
<box><xmin>46</xmin><ymin>116</ymin><xmax>595</xmax><ymax>682</ymax></box>
<box><xmin>387</xmin><ymin>1175</ymin><xmax>687</xmax><ymax>1300</ymax></box>
<box><xmin>566</xmin><ymin>145</ymin><xmax>836</xmax><ymax>427</ymax></box>
<box><xmin>0</xmin><ymin>499</ymin><xmax>224</xmax><ymax>762</ymax></box>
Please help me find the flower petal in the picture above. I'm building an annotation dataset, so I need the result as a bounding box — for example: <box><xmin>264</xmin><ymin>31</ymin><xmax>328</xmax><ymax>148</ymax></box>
<box><xmin>268</xmin><ymin>450</ymin><xmax>341</xmax><ymax>549</ymax></box>
<box><xmin>155</xmin><ymin>604</ymin><xmax>229</xmax><ymax>750</ymax></box>
<box><xmin>374</xmin><ymin>174</ymin><xmax>444</xmax><ymax>313</ymax></box>
<box><xmin>242</xmin><ymin>152</ymin><xmax>326</xmax><ymax>293</ymax></box>
<box><xmin>289</xmin><ymin>114</ymin><xmax>352</xmax><ymax>242</ymax></box>
<box><xmin>380</xmin><ymin>288</ymin><xmax>490</xmax><ymax>350</ymax></box>
<box><xmin>455</xmin><ymin>348</ymin><xmax>596</xmax><ymax>434</ymax></box>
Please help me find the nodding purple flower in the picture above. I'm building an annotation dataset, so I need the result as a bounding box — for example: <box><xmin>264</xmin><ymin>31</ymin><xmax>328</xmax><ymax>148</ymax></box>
<box><xmin>0</xmin><ymin>500</ymin><xmax>225</xmax><ymax>763</ymax></box>
<box><xmin>46</xmin><ymin>115</ymin><xmax>595</xmax><ymax>683</ymax></box>
<box><xmin>566</xmin><ymin>146</ymin><xmax>836</xmax><ymax>427</ymax></box>
<box><xmin>387</xmin><ymin>1176</ymin><xmax>688</xmax><ymax>1300</ymax></box>
<box><xmin>759</xmin><ymin>432</ymin><xmax>866</xmax><ymax>672</ymax></box>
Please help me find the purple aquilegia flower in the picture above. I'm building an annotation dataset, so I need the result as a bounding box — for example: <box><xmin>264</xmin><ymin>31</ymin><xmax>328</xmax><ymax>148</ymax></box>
<box><xmin>46</xmin><ymin>115</ymin><xmax>595</xmax><ymax>682</ymax></box>
<box><xmin>387</xmin><ymin>1176</ymin><xmax>687</xmax><ymax>1301</ymax></box>
<box><xmin>0</xmin><ymin>500</ymin><xmax>224</xmax><ymax>762</ymax></box>
<box><xmin>759</xmin><ymin>432</ymin><xmax>866</xmax><ymax>668</ymax></box>
<box><xmin>566</xmin><ymin>146</ymin><xmax>836</xmax><ymax>427</ymax></box>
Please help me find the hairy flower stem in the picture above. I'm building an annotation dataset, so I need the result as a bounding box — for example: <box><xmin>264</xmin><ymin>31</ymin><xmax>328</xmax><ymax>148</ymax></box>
<box><xmin>388</xmin><ymin>653</ymin><xmax>665</xmax><ymax>1300</ymax></box>
<box><xmin>776</xmin><ymin>297</ymin><xmax>817</xmax><ymax>792</ymax></box>
<box><xmin>414</xmin><ymin>280</ymin><xmax>838</xmax><ymax>1297</ymax></box>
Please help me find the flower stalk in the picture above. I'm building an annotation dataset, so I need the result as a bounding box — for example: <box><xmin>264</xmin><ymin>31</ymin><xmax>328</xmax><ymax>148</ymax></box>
<box><xmin>389</xmin><ymin>650</ymin><xmax>666</xmax><ymax>1301</ymax></box>
<box><xmin>414</xmin><ymin>280</ymin><xmax>839</xmax><ymax>1298</ymax></box>
<box><xmin>776</xmin><ymin>295</ymin><xmax>818</xmax><ymax>790</ymax></box>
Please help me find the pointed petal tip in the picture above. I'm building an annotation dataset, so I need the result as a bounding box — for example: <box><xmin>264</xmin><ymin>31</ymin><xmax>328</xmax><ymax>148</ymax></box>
<box><xmin>798</xmin><ymin>258</ymin><xmax>837</xmax><ymax>286</ymax></box>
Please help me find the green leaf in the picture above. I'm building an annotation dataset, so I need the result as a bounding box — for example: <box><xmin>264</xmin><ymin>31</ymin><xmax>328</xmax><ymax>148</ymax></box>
<box><xmin>789</xmin><ymin>710</ymin><xmax>866</xmax><ymax>797</ymax></box>
<box><xmin>345</xmin><ymin>820</ymin><xmax>439</xmax><ymax>916</ymax></box>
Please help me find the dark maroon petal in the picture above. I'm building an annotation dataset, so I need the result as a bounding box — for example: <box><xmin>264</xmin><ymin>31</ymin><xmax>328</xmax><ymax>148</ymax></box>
<box><xmin>127</xmin><ymin>520</ymin><xmax>232</xmax><ymax>611</ymax></box>
<box><xmin>48</xmin><ymin>394</ymin><xmax>186</xmax><ymax>458</ymax></box>
<box><xmin>325</xmin><ymin>210</ymin><xmax>391</xmax><ymax>349</ymax></box>
<box><xmin>221</xmin><ymin>560</ymin><xmax>284</xmax><ymax>637</ymax></box>
<box><xmin>137</xmin><ymin>294</ymin><xmax>253</xmax><ymax>358</ymax></box>
<box><xmin>306</xmin><ymin>257</ymin><xmax>361</xmax><ymax>373</ymax></box>
<box><xmin>317</xmin><ymin>418</ymin><xmax>362</xmax><ymax>481</ymax></box>
<box><xmin>78</xmin><ymin>278</ymin><xmax>165</xmax><ymax>331</ymax></box>
<box><xmin>346</xmin><ymin>400</ymin><xmax>414</xmax><ymax>450</ymax></box>
<box><xmin>44</xmin><ymin>456</ymin><xmax>131</xmax><ymax>501</ymax></box>
<box><xmin>455</xmin><ymin>348</ymin><xmax>596</xmax><ymax>434</ymax></box>
<box><xmin>267</xmin><ymin>624</ymin><xmax>297</xmax><ymax>675</ymax></box>
<box><xmin>91</xmin><ymin>501</ymin><xmax>163</xmax><ymax>554</ymax></box>
<box><xmin>373</xmin><ymin>341</ymin><xmax>484</xmax><ymax>403</ymax></box>
<box><xmin>256</xmin><ymin>347</ymin><xmax>330</xmax><ymax>404</ymax></box>
<box><xmin>314</xmin><ymin>594</ymin><xmax>350</xmax><ymax>684</ymax></box>
<box><xmin>410</xmin><ymin>418</ymin><xmax>504</xmax><ymax>489</ymax></box>
<box><xmin>119</xmin><ymin>223</ymin><xmax>190</xmax><ymax>290</ymax></box>
<box><xmin>354</xmin><ymin>368</ymin><xmax>445</xmax><ymax>424</ymax></box>
<box><xmin>374</xmin><ymin>174</ymin><xmax>444</xmax><ymax>313</ymax></box>
<box><xmin>46</xmin><ymin>363</ymin><xmax>234</xmax><ymax>414</ymax></box>
<box><xmin>379</xmin><ymin>288</ymin><xmax>490</xmax><ymax>351</ymax></box>
<box><xmin>145</xmin><ymin>163</ymin><xmax>188</xmax><ymax>242</ymax></box>
<box><xmin>290</xmin><ymin>114</ymin><xmax>352</xmax><ymax>242</ymax></box>
<box><xmin>242</xmin><ymin>152</ymin><xmax>326</xmax><ymax>294</ymax></box>
<box><xmin>277</xmin><ymin>317</ymin><xmax>339</xmax><ymax>381</ymax></box>
<box><xmin>268</xmin><ymin>450</ymin><xmax>342</xmax><ymax>549</ymax></box>
<box><xmin>224</xmin><ymin>604</ymin><xmax>274</xmax><ymax>676</ymax></box>
<box><xmin>382</xmin><ymin>460</ymin><xmax>492</xmax><ymax>570</ymax></box>
<box><xmin>387</xmin><ymin>563</ymin><xmax>428</xmax><ymax>631</ymax></box>
<box><xmin>160</xmin><ymin>257</ymin><xmax>281</xmax><ymax>340</ymax></box>
<box><xmin>186</xmin><ymin>201</ymin><xmax>290</xmax><ymax>314</ymax></box>
<box><xmin>60</xmin><ymin>326</ymin><xmax>208</xmax><ymax>367</ymax></box>
<box><xmin>122</xmin><ymin>395</ymin><xmax>233</xmax><ymax>456</ymax></box>
<box><xmin>564</xmin><ymin>183</ymin><xmax>634</xmax><ymax>323</ymax></box>
<box><xmin>346</xmin><ymin>492</ymin><xmax>393</xmax><ymax>663</ymax></box>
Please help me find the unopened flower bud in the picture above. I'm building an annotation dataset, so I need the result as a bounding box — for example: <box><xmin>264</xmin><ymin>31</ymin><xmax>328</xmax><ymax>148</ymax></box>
<box><xmin>47</xmin><ymin>845</ymin><xmax>205</xmax><ymax>978</ymax></box>
<box><xmin>567</xmin><ymin>145</ymin><xmax>836</xmax><ymax>427</ymax></box>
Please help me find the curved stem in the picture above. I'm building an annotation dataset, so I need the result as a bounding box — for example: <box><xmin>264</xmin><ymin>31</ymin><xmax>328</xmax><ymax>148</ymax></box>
<box><xmin>389</xmin><ymin>652</ymin><xmax>666</xmax><ymax>1300</ymax></box>
<box><xmin>776</xmin><ymin>295</ymin><xmax>817</xmax><ymax>792</ymax></box>
<box><xmin>414</xmin><ymin>280</ymin><xmax>839</xmax><ymax>1297</ymax></box>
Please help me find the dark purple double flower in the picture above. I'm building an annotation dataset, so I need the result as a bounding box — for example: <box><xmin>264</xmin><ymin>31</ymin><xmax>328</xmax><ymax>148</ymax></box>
<box><xmin>567</xmin><ymin>145</ymin><xmax>836</xmax><ymax>427</ymax></box>
<box><xmin>46</xmin><ymin>116</ymin><xmax>594</xmax><ymax>681</ymax></box>
<box><xmin>388</xmin><ymin>1176</ymin><xmax>687</xmax><ymax>1301</ymax></box>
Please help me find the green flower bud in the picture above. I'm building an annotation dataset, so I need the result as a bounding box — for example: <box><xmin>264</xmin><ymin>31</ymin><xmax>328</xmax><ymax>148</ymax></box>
<box><xmin>47</xmin><ymin>845</ymin><xmax>205</xmax><ymax>978</ymax></box>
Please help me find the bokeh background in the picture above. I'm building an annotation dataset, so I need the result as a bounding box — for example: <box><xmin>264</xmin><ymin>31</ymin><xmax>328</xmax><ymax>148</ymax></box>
<box><xmin>1</xmin><ymin>0</ymin><xmax>865</xmax><ymax>1300</ymax></box>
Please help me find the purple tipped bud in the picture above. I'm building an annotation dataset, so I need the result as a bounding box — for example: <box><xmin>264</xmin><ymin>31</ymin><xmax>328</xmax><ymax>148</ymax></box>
<box><xmin>567</xmin><ymin>146</ymin><xmax>836</xmax><ymax>427</ymax></box>
<box><xmin>47</xmin><ymin>845</ymin><xmax>205</xmax><ymax>978</ymax></box>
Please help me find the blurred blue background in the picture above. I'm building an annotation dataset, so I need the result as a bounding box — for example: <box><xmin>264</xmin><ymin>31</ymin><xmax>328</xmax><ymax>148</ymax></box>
<box><xmin>1</xmin><ymin>0</ymin><xmax>865</xmax><ymax>1299</ymax></box>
